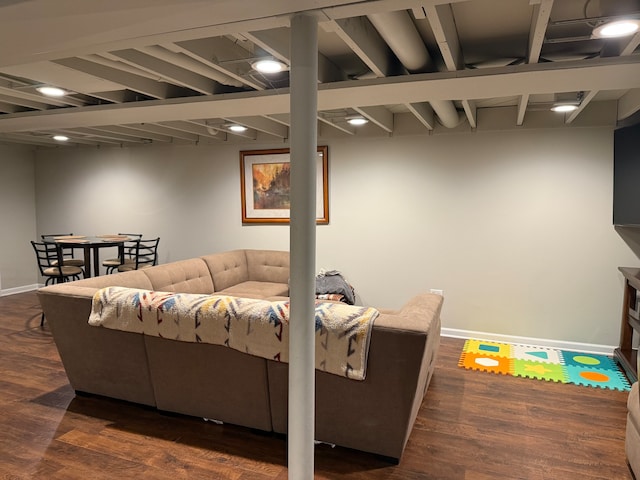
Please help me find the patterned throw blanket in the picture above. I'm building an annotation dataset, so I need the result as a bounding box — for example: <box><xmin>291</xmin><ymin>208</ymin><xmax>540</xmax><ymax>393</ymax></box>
<box><xmin>88</xmin><ymin>286</ymin><xmax>379</xmax><ymax>380</ymax></box>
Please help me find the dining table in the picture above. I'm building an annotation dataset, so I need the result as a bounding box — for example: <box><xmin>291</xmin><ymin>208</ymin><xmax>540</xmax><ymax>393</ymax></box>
<box><xmin>42</xmin><ymin>234</ymin><xmax>131</xmax><ymax>278</ymax></box>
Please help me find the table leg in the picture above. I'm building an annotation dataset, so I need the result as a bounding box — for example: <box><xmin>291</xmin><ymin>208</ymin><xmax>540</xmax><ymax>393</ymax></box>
<box><xmin>83</xmin><ymin>246</ymin><xmax>92</xmax><ymax>278</ymax></box>
<box><xmin>55</xmin><ymin>244</ymin><xmax>65</xmax><ymax>282</ymax></box>
<box><xmin>93</xmin><ymin>247</ymin><xmax>101</xmax><ymax>277</ymax></box>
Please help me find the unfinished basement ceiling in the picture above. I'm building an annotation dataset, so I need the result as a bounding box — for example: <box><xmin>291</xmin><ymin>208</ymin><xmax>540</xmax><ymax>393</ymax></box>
<box><xmin>0</xmin><ymin>0</ymin><xmax>638</xmax><ymax>148</ymax></box>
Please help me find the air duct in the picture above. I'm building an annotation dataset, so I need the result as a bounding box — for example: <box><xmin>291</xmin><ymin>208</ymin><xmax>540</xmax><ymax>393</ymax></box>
<box><xmin>367</xmin><ymin>10</ymin><xmax>463</xmax><ymax>128</ymax></box>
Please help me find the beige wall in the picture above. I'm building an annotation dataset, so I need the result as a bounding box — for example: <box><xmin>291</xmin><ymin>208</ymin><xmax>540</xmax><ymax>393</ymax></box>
<box><xmin>0</xmin><ymin>144</ymin><xmax>37</xmax><ymax>291</ymax></box>
<box><xmin>33</xmin><ymin>127</ymin><xmax>640</xmax><ymax>346</ymax></box>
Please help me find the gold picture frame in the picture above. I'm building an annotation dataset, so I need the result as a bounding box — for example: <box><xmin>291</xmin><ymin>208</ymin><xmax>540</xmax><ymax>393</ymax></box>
<box><xmin>240</xmin><ymin>146</ymin><xmax>329</xmax><ymax>224</ymax></box>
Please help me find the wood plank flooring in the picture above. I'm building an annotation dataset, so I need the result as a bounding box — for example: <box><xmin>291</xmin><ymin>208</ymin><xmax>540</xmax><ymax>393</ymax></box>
<box><xmin>0</xmin><ymin>291</ymin><xmax>634</xmax><ymax>479</ymax></box>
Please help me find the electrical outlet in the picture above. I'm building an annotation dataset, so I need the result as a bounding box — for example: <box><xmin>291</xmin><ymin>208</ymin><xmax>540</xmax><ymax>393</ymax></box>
<box><xmin>430</xmin><ymin>288</ymin><xmax>443</xmax><ymax>296</ymax></box>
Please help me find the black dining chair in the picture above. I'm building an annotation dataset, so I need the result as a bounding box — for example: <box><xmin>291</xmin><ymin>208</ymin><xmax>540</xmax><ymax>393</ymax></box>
<box><xmin>31</xmin><ymin>240</ymin><xmax>84</xmax><ymax>326</ymax></box>
<box><xmin>40</xmin><ymin>233</ymin><xmax>86</xmax><ymax>272</ymax></box>
<box><xmin>117</xmin><ymin>237</ymin><xmax>160</xmax><ymax>272</ymax></box>
<box><xmin>102</xmin><ymin>233</ymin><xmax>143</xmax><ymax>274</ymax></box>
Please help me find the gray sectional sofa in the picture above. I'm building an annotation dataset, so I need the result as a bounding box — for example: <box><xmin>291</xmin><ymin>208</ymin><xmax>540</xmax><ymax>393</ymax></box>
<box><xmin>37</xmin><ymin>249</ymin><xmax>443</xmax><ymax>460</ymax></box>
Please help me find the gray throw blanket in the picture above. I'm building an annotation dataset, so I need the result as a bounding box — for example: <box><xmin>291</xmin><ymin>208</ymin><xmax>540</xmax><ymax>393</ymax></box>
<box><xmin>315</xmin><ymin>270</ymin><xmax>355</xmax><ymax>305</ymax></box>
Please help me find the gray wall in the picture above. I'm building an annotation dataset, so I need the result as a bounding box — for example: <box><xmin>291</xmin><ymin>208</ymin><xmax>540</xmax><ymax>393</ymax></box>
<box><xmin>0</xmin><ymin>144</ymin><xmax>37</xmax><ymax>291</ymax></box>
<box><xmin>32</xmin><ymin>127</ymin><xmax>640</xmax><ymax>347</ymax></box>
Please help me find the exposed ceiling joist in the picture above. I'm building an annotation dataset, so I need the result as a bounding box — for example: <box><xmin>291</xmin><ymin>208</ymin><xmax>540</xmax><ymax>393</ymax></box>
<box><xmin>406</xmin><ymin>102</ymin><xmax>435</xmax><ymax>130</ymax></box>
<box><xmin>328</xmin><ymin>17</ymin><xmax>401</xmax><ymax>77</ymax></box>
<box><xmin>528</xmin><ymin>0</ymin><xmax>554</xmax><ymax>64</ymax></box>
<box><xmin>0</xmin><ymin>0</ymin><xmax>638</xmax><ymax>147</ymax></box>
<box><xmin>224</xmin><ymin>115</ymin><xmax>289</xmax><ymax>138</ymax></box>
<box><xmin>566</xmin><ymin>90</ymin><xmax>598</xmax><ymax>124</ymax></box>
<box><xmin>423</xmin><ymin>3</ymin><xmax>463</xmax><ymax>71</ymax></box>
<box><xmin>618</xmin><ymin>88</ymin><xmax>640</xmax><ymax>121</ymax></box>
<box><xmin>174</xmin><ymin>37</ymin><xmax>264</xmax><ymax>90</ymax></box>
<box><xmin>54</xmin><ymin>57</ymin><xmax>171</xmax><ymax>99</ymax></box>
<box><xmin>1</xmin><ymin>57</ymin><xmax>638</xmax><ymax>133</ymax></box>
<box><xmin>110</xmin><ymin>49</ymin><xmax>219</xmax><ymax>95</ymax></box>
<box><xmin>353</xmin><ymin>105</ymin><xmax>393</xmax><ymax>132</ymax></box>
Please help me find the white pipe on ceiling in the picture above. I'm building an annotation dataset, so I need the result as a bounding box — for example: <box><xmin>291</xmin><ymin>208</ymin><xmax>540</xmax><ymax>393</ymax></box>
<box><xmin>367</xmin><ymin>10</ymin><xmax>463</xmax><ymax>128</ymax></box>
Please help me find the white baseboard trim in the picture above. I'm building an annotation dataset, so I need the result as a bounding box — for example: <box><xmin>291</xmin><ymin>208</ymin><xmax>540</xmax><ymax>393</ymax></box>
<box><xmin>442</xmin><ymin>327</ymin><xmax>617</xmax><ymax>356</ymax></box>
<box><xmin>0</xmin><ymin>284</ymin><xmax>40</xmax><ymax>297</ymax></box>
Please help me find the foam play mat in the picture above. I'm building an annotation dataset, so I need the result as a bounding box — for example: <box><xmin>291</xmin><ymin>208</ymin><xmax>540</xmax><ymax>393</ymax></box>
<box><xmin>458</xmin><ymin>339</ymin><xmax>631</xmax><ymax>391</ymax></box>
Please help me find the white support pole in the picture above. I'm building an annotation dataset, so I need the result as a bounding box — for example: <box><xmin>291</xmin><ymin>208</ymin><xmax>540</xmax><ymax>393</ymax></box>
<box><xmin>288</xmin><ymin>12</ymin><xmax>318</xmax><ymax>480</ymax></box>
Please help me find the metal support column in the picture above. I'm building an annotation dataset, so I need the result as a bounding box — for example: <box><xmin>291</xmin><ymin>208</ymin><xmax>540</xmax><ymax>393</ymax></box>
<box><xmin>288</xmin><ymin>12</ymin><xmax>318</xmax><ymax>480</ymax></box>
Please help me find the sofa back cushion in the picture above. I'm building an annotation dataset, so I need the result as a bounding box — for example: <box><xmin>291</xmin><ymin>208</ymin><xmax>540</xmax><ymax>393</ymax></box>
<box><xmin>143</xmin><ymin>258</ymin><xmax>214</xmax><ymax>293</ymax></box>
<box><xmin>245</xmin><ymin>249</ymin><xmax>290</xmax><ymax>284</ymax></box>
<box><xmin>64</xmin><ymin>269</ymin><xmax>154</xmax><ymax>290</ymax></box>
<box><xmin>201</xmin><ymin>250</ymin><xmax>249</xmax><ymax>291</ymax></box>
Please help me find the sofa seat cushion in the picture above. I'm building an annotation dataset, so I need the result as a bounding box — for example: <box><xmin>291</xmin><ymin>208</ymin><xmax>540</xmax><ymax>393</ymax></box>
<box><xmin>219</xmin><ymin>281</ymin><xmax>289</xmax><ymax>298</ymax></box>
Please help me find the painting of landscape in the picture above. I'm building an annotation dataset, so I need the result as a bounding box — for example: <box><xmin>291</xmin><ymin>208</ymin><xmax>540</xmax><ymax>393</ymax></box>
<box><xmin>252</xmin><ymin>162</ymin><xmax>291</xmax><ymax>209</ymax></box>
<box><xmin>240</xmin><ymin>146</ymin><xmax>328</xmax><ymax>224</ymax></box>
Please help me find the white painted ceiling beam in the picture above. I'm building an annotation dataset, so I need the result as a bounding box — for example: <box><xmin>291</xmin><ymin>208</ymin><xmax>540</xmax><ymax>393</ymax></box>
<box><xmin>265</xmin><ymin>113</ymin><xmax>290</xmax><ymax>126</ymax></box>
<box><xmin>461</xmin><ymin>100</ymin><xmax>477</xmax><ymax>128</ymax></box>
<box><xmin>69</xmin><ymin>126</ymin><xmax>149</xmax><ymax>143</ymax></box>
<box><xmin>0</xmin><ymin>133</ymin><xmax>63</xmax><ymax>146</ymax></box>
<box><xmin>174</xmin><ymin>37</ymin><xmax>264</xmax><ymax>90</ymax></box>
<box><xmin>621</xmin><ymin>32</ymin><xmax>640</xmax><ymax>57</ymax></box>
<box><xmin>322</xmin><ymin>0</ymin><xmax>469</xmax><ymax>21</ymax></box>
<box><xmin>88</xmin><ymin>90</ymin><xmax>129</xmax><ymax>103</ymax></box>
<box><xmin>0</xmin><ymin>78</ymin><xmax>82</xmax><ymax>108</ymax></box>
<box><xmin>181</xmin><ymin>120</ymin><xmax>228</xmax><ymax>140</ymax></box>
<box><xmin>82</xmin><ymin>54</ymin><xmax>160</xmax><ymax>81</ymax></box>
<box><xmin>160</xmin><ymin>120</ymin><xmax>229</xmax><ymax>140</ymax></box>
<box><xmin>521</xmin><ymin>0</ymin><xmax>553</xmax><ymax>125</ymax></box>
<box><xmin>129</xmin><ymin>123</ymin><xmax>200</xmax><ymax>142</ymax></box>
<box><xmin>54</xmin><ymin>57</ymin><xmax>171</xmax><ymax>99</ymax></box>
<box><xmin>423</xmin><ymin>3</ymin><xmax>463</xmax><ymax>71</ymax></box>
<box><xmin>406</xmin><ymin>102</ymin><xmax>435</xmax><ymax>130</ymax></box>
<box><xmin>0</xmin><ymin>93</ymin><xmax>50</xmax><ymax>110</ymax></box>
<box><xmin>528</xmin><ymin>0</ymin><xmax>553</xmax><ymax>64</ymax></box>
<box><xmin>516</xmin><ymin>94</ymin><xmax>529</xmax><ymax>126</ymax></box>
<box><xmin>56</xmin><ymin>128</ymin><xmax>124</xmax><ymax>144</ymax></box>
<box><xmin>1</xmin><ymin>57</ymin><xmax>639</xmax><ymax>132</ymax></box>
<box><xmin>618</xmin><ymin>88</ymin><xmax>640</xmax><ymax>121</ymax></box>
<box><xmin>0</xmin><ymin>0</ymin><xmax>363</xmax><ymax>67</ymax></box>
<box><xmin>317</xmin><ymin>115</ymin><xmax>355</xmax><ymax>135</ymax></box>
<box><xmin>328</xmin><ymin>16</ymin><xmax>400</xmax><ymax>77</ymax></box>
<box><xmin>141</xmin><ymin>45</ymin><xmax>244</xmax><ymax>88</ymax></box>
<box><xmin>423</xmin><ymin>3</ymin><xmax>471</xmax><ymax>127</ymax></box>
<box><xmin>353</xmin><ymin>105</ymin><xmax>393</xmax><ymax>132</ymax></box>
<box><xmin>110</xmin><ymin>49</ymin><xmax>219</xmax><ymax>95</ymax></box>
<box><xmin>565</xmin><ymin>90</ymin><xmax>598</xmax><ymax>124</ymax></box>
<box><xmin>244</xmin><ymin>29</ymin><xmax>346</xmax><ymax>84</ymax></box>
<box><xmin>224</xmin><ymin>115</ymin><xmax>288</xmax><ymax>138</ymax></box>
<box><xmin>90</xmin><ymin>125</ymin><xmax>174</xmax><ymax>143</ymax></box>
<box><xmin>0</xmin><ymin>102</ymin><xmax>19</xmax><ymax>113</ymax></box>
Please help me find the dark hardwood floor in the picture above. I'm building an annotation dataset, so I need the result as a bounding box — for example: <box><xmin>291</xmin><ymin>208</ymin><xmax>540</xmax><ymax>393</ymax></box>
<box><xmin>0</xmin><ymin>291</ymin><xmax>634</xmax><ymax>479</ymax></box>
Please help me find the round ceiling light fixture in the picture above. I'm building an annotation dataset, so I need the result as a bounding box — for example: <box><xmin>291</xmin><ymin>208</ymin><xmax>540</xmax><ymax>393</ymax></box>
<box><xmin>550</xmin><ymin>104</ymin><xmax>579</xmax><ymax>113</ymax></box>
<box><xmin>227</xmin><ymin>124</ymin><xmax>248</xmax><ymax>133</ymax></box>
<box><xmin>36</xmin><ymin>86</ymin><xmax>67</xmax><ymax>97</ymax></box>
<box><xmin>251</xmin><ymin>59</ymin><xmax>287</xmax><ymax>74</ymax></box>
<box><xmin>52</xmin><ymin>135</ymin><xmax>69</xmax><ymax>142</ymax></box>
<box><xmin>347</xmin><ymin>116</ymin><xmax>369</xmax><ymax>126</ymax></box>
<box><xmin>592</xmin><ymin>19</ymin><xmax>640</xmax><ymax>38</ymax></box>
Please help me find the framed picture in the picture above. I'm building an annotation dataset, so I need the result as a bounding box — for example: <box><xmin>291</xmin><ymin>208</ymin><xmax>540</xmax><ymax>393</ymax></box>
<box><xmin>240</xmin><ymin>146</ymin><xmax>329</xmax><ymax>224</ymax></box>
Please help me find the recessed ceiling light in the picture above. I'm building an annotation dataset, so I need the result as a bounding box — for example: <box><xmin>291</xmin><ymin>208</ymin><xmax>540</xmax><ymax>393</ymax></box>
<box><xmin>592</xmin><ymin>19</ymin><xmax>640</xmax><ymax>39</ymax></box>
<box><xmin>227</xmin><ymin>124</ymin><xmax>248</xmax><ymax>133</ymax></box>
<box><xmin>347</xmin><ymin>116</ymin><xmax>369</xmax><ymax>126</ymax></box>
<box><xmin>53</xmin><ymin>135</ymin><xmax>69</xmax><ymax>141</ymax></box>
<box><xmin>251</xmin><ymin>59</ymin><xmax>287</xmax><ymax>74</ymax></box>
<box><xmin>36</xmin><ymin>86</ymin><xmax>66</xmax><ymax>97</ymax></box>
<box><xmin>550</xmin><ymin>104</ymin><xmax>579</xmax><ymax>113</ymax></box>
